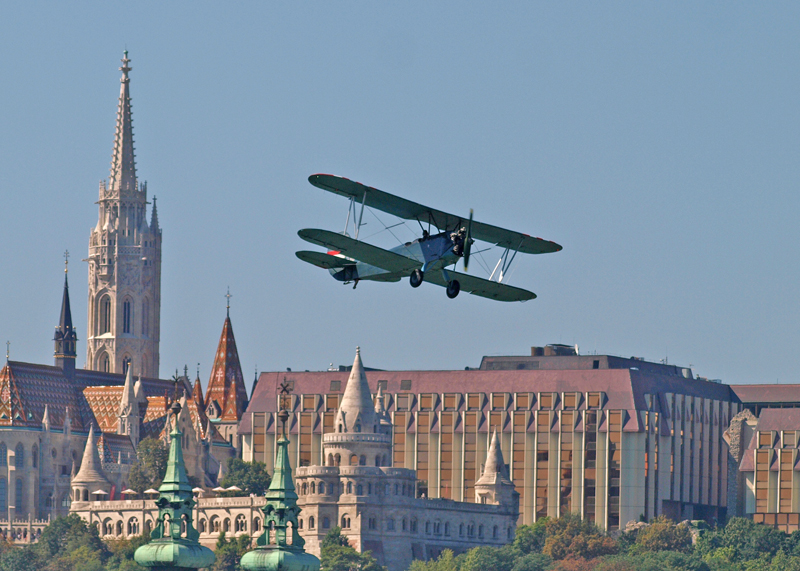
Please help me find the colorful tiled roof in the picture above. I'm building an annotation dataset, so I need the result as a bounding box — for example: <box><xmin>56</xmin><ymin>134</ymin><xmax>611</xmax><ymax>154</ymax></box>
<box><xmin>205</xmin><ymin>316</ymin><xmax>248</xmax><ymax>422</ymax></box>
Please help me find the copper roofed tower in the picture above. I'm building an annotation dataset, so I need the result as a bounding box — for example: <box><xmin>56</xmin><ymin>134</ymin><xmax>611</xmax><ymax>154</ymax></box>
<box><xmin>86</xmin><ymin>51</ymin><xmax>162</xmax><ymax>378</ymax></box>
<box><xmin>135</xmin><ymin>395</ymin><xmax>215</xmax><ymax>569</ymax></box>
<box><xmin>54</xmin><ymin>253</ymin><xmax>78</xmax><ymax>375</ymax></box>
<box><xmin>240</xmin><ymin>387</ymin><xmax>320</xmax><ymax>571</ymax></box>
<box><xmin>205</xmin><ymin>292</ymin><xmax>248</xmax><ymax>449</ymax></box>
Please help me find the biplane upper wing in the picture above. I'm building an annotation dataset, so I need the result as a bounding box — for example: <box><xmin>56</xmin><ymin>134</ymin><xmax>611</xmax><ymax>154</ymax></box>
<box><xmin>308</xmin><ymin>174</ymin><xmax>562</xmax><ymax>255</ymax></box>
<box><xmin>298</xmin><ymin>229</ymin><xmax>421</xmax><ymax>274</ymax></box>
<box><xmin>423</xmin><ymin>269</ymin><xmax>536</xmax><ymax>302</ymax></box>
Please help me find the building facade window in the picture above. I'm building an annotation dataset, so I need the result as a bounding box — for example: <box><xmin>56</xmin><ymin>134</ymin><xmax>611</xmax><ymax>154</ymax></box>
<box><xmin>122</xmin><ymin>299</ymin><xmax>132</xmax><ymax>334</ymax></box>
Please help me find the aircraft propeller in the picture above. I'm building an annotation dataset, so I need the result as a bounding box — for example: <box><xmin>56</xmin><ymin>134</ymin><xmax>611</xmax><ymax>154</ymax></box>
<box><xmin>463</xmin><ymin>209</ymin><xmax>474</xmax><ymax>272</ymax></box>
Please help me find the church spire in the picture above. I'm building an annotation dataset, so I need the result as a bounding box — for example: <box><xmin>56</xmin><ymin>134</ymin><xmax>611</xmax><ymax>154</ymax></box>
<box><xmin>54</xmin><ymin>252</ymin><xmax>77</xmax><ymax>373</ymax></box>
<box><xmin>108</xmin><ymin>51</ymin><xmax>137</xmax><ymax>194</ymax></box>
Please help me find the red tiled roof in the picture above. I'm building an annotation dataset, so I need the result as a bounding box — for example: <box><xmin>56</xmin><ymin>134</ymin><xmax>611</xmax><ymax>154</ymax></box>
<box><xmin>205</xmin><ymin>316</ymin><xmax>248</xmax><ymax>422</ymax></box>
<box><xmin>731</xmin><ymin>384</ymin><xmax>800</xmax><ymax>404</ymax></box>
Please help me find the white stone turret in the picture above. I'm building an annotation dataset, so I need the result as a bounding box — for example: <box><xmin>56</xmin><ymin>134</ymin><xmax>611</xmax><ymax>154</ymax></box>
<box><xmin>475</xmin><ymin>430</ymin><xmax>519</xmax><ymax>512</ymax></box>
<box><xmin>334</xmin><ymin>347</ymin><xmax>376</xmax><ymax>434</ymax></box>
<box><xmin>324</xmin><ymin>347</ymin><xmax>391</xmax><ymax>468</ymax></box>
<box><xmin>72</xmin><ymin>425</ymin><xmax>110</xmax><ymax>503</ymax></box>
<box><xmin>374</xmin><ymin>384</ymin><xmax>392</xmax><ymax>436</ymax></box>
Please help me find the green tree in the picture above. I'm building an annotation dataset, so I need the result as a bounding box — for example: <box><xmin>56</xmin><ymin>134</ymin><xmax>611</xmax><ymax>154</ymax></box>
<box><xmin>511</xmin><ymin>552</ymin><xmax>552</xmax><ymax>571</ymax></box>
<box><xmin>632</xmin><ymin>516</ymin><xmax>693</xmax><ymax>554</ymax></box>
<box><xmin>219</xmin><ymin>458</ymin><xmax>272</xmax><ymax>496</ymax></box>
<box><xmin>407</xmin><ymin>549</ymin><xmax>459</xmax><ymax>571</ymax></box>
<box><xmin>105</xmin><ymin>534</ymin><xmax>151</xmax><ymax>571</ymax></box>
<box><xmin>460</xmin><ymin>545</ymin><xmax>515</xmax><ymax>571</ymax></box>
<box><xmin>34</xmin><ymin>513</ymin><xmax>109</xmax><ymax>566</ymax></box>
<box><xmin>128</xmin><ymin>437</ymin><xmax>169</xmax><ymax>493</ymax></box>
<box><xmin>696</xmin><ymin>517</ymin><xmax>786</xmax><ymax>563</ymax></box>
<box><xmin>0</xmin><ymin>546</ymin><xmax>40</xmax><ymax>571</ymax></box>
<box><xmin>320</xmin><ymin>527</ymin><xmax>384</xmax><ymax>571</ymax></box>
<box><xmin>542</xmin><ymin>513</ymin><xmax>618</xmax><ymax>561</ymax></box>
<box><xmin>212</xmin><ymin>531</ymin><xmax>252</xmax><ymax>571</ymax></box>
<box><xmin>513</xmin><ymin>518</ymin><xmax>550</xmax><ymax>555</ymax></box>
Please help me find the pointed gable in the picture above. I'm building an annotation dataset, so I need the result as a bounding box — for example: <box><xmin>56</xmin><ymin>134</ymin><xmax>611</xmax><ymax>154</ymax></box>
<box><xmin>0</xmin><ymin>363</ymin><xmax>27</xmax><ymax>425</ymax></box>
<box><xmin>205</xmin><ymin>315</ymin><xmax>248</xmax><ymax>422</ymax></box>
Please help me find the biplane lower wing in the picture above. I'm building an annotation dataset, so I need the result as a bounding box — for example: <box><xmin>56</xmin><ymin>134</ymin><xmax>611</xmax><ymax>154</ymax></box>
<box><xmin>297</xmin><ymin>229</ymin><xmax>421</xmax><ymax>274</ymax></box>
<box><xmin>424</xmin><ymin>269</ymin><xmax>536</xmax><ymax>302</ymax></box>
<box><xmin>295</xmin><ymin>250</ymin><xmax>351</xmax><ymax>270</ymax></box>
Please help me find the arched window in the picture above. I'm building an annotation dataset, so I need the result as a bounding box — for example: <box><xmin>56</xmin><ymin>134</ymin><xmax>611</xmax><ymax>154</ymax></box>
<box><xmin>14</xmin><ymin>444</ymin><xmax>23</xmax><ymax>468</ymax></box>
<box><xmin>349</xmin><ymin>454</ymin><xmax>358</xmax><ymax>466</ymax></box>
<box><xmin>116</xmin><ymin>520</ymin><xmax>123</xmax><ymax>536</ymax></box>
<box><xmin>82</xmin><ymin>489</ymin><xmax>89</xmax><ymax>502</ymax></box>
<box><xmin>347</xmin><ymin>482</ymin><xmax>352</xmax><ymax>494</ymax></box>
<box><xmin>383</xmin><ymin>454</ymin><xmax>388</xmax><ymax>466</ymax></box>
<box><xmin>425</xmin><ymin>521</ymin><xmax>431</xmax><ymax>534</ymax></box>
<box><xmin>122</xmin><ymin>356</ymin><xmax>132</xmax><ymax>376</ymax></box>
<box><xmin>61</xmin><ymin>493</ymin><xmax>71</xmax><ymax>508</ymax></box>
<box><xmin>15</xmin><ymin>479</ymin><xmax>23</xmax><ymax>513</ymax></box>
<box><xmin>394</xmin><ymin>484</ymin><xmax>398</xmax><ymax>495</ymax></box>
<box><xmin>253</xmin><ymin>518</ymin><xmax>260</xmax><ymax>532</ymax></box>
<box><xmin>0</xmin><ymin>480</ymin><xmax>6</xmax><ymax>512</ymax></box>
<box><xmin>142</xmin><ymin>298</ymin><xmax>149</xmax><ymax>336</ymax></box>
<box><xmin>199</xmin><ymin>519</ymin><xmax>206</xmax><ymax>533</ymax></box>
<box><xmin>334</xmin><ymin>454</ymin><xmax>341</xmax><ymax>466</ymax></box>
<box><xmin>493</xmin><ymin>525</ymin><xmax>498</xmax><ymax>539</ymax></box>
<box><xmin>122</xmin><ymin>299</ymin><xmax>132</xmax><ymax>334</ymax></box>
<box><xmin>327</xmin><ymin>454</ymin><xmax>334</xmax><ymax>467</ymax></box>
<box><xmin>235</xmin><ymin>515</ymin><xmax>247</xmax><ymax>532</ymax></box>
<box><xmin>445</xmin><ymin>522</ymin><xmax>450</xmax><ymax>536</ymax></box>
<box><xmin>355</xmin><ymin>423</ymin><xmax>361</xmax><ymax>433</ymax></box>
<box><xmin>356</xmin><ymin>485</ymin><xmax>363</xmax><ymax>495</ymax></box>
<box><xmin>99</xmin><ymin>295</ymin><xmax>112</xmax><ymax>335</ymax></box>
<box><xmin>338</xmin><ymin>424</ymin><xmax>342</xmax><ymax>433</ymax></box>
<box><xmin>402</xmin><ymin>518</ymin><xmax>407</xmax><ymax>531</ymax></box>
<box><xmin>323</xmin><ymin>517</ymin><xmax>330</xmax><ymax>529</ymax></box>
<box><xmin>459</xmin><ymin>523</ymin><xmax>464</xmax><ymax>537</ymax></box>
<box><xmin>368</xmin><ymin>483</ymin><xmax>372</xmax><ymax>494</ymax></box>
<box><xmin>309</xmin><ymin>516</ymin><xmax>315</xmax><ymax>529</ymax></box>
<box><xmin>479</xmin><ymin>525</ymin><xmax>484</xmax><ymax>538</ymax></box>
<box><xmin>0</xmin><ymin>443</ymin><xmax>7</xmax><ymax>467</ymax></box>
<box><xmin>359</xmin><ymin>455</ymin><xmax>366</xmax><ymax>466</ymax></box>
<box><xmin>375</xmin><ymin>455</ymin><xmax>381</xmax><ymax>467</ymax></box>
<box><xmin>298</xmin><ymin>518</ymin><xmax>303</xmax><ymax>530</ymax></box>
<box><xmin>31</xmin><ymin>445</ymin><xmax>37</xmax><ymax>469</ymax></box>
<box><xmin>99</xmin><ymin>352</ymin><xmax>110</xmax><ymax>373</ymax></box>
<box><xmin>319</xmin><ymin>482</ymin><xmax>325</xmax><ymax>494</ymax></box>
<box><xmin>341</xmin><ymin>515</ymin><xmax>351</xmax><ymax>529</ymax></box>
<box><xmin>128</xmin><ymin>517</ymin><xmax>139</xmax><ymax>536</ymax></box>
<box><xmin>310</xmin><ymin>482</ymin><xmax>316</xmax><ymax>494</ymax></box>
<box><xmin>223</xmin><ymin>518</ymin><xmax>230</xmax><ymax>532</ymax></box>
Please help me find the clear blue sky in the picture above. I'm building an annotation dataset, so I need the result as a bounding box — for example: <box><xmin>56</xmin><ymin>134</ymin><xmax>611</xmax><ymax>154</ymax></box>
<box><xmin>1</xmin><ymin>2</ymin><xmax>798</xmax><ymax>386</ymax></box>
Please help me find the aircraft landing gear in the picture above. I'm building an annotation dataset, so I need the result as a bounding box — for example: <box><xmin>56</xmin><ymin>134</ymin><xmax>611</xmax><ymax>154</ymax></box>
<box><xmin>410</xmin><ymin>269</ymin><xmax>424</xmax><ymax>288</ymax></box>
<box><xmin>446</xmin><ymin>280</ymin><xmax>461</xmax><ymax>299</ymax></box>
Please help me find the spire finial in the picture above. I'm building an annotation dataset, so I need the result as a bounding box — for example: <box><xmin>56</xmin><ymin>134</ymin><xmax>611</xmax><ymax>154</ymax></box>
<box><xmin>120</xmin><ymin>50</ymin><xmax>132</xmax><ymax>82</ymax></box>
<box><xmin>63</xmin><ymin>250</ymin><xmax>69</xmax><ymax>274</ymax></box>
<box><xmin>5</xmin><ymin>341</ymin><xmax>8</xmax><ymax>361</ymax></box>
<box><xmin>197</xmin><ymin>363</ymin><xmax>200</xmax><ymax>379</ymax></box>
<box><xmin>225</xmin><ymin>287</ymin><xmax>232</xmax><ymax>317</ymax></box>
<box><xmin>356</xmin><ymin>345</ymin><xmax>360</xmax><ymax>355</ymax></box>
<box><xmin>278</xmin><ymin>377</ymin><xmax>291</xmax><ymax>438</ymax></box>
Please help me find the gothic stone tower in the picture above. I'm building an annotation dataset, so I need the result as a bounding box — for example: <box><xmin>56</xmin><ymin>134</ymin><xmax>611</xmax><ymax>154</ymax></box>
<box><xmin>86</xmin><ymin>52</ymin><xmax>162</xmax><ymax>378</ymax></box>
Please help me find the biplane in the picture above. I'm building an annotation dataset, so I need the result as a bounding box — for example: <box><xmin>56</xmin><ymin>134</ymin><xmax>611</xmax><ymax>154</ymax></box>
<box><xmin>296</xmin><ymin>174</ymin><xmax>562</xmax><ymax>302</ymax></box>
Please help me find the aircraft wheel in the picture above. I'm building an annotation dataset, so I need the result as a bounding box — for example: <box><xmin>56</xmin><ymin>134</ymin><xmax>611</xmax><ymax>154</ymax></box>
<box><xmin>446</xmin><ymin>280</ymin><xmax>461</xmax><ymax>299</ymax></box>
<box><xmin>410</xmin><ymin>269</ymin><xmax>424</xmax><ymax>288</ymax></box>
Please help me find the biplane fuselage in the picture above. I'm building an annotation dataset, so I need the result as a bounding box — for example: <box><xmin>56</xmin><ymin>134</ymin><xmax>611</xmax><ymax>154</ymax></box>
<box><xmin>329</xmin><ymin>231</ymin><xmax>458</xmax><ymax>283</ymax></box>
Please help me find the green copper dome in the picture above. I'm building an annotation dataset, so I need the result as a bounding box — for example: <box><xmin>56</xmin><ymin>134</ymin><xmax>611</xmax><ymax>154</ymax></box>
<box><xmin>135</xmin><ymin>399</ymin><xmax>215</xmax><ymax>570</ymax></box>
<box><xmin>240</xmin><ymin>408</ymin><xmax>320</xmax><ymax>571</ymax></box>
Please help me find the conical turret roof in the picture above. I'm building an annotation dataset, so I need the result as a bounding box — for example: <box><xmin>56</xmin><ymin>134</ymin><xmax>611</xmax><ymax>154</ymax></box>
<box><xmin>336</xmin><ymin>347</ymin><xmax>375</xmax><ymax>433</ymax></box>
<box><xmin>475</xmin><ymin>430</ymin><xmax>513</xmax><ymax>487</ymax></box>
<box><xmin>73</xmin><ymin>425</ymin><xmax>110</xmax><ymax>486</ymax></box>
<box><xmin>206</xmin><ymin>313</ymin><xmax>248</xmax><ymax>422</ymax></box>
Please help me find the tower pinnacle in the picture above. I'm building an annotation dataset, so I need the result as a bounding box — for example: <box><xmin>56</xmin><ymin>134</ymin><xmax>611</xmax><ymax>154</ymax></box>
<box><xmin>109</xmin><ymin>50</ymin><xmax>137</xmax><ymax>194</ymax></box>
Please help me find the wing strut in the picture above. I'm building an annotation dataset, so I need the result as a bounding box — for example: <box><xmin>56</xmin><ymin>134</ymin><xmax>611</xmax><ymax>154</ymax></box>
<box><xmin>355</xmin><ymin>190</ymin><xmax>367</xmax><ymax>240</ymax></box>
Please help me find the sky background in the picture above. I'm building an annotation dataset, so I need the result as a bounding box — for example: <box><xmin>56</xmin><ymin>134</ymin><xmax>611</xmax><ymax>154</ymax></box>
<box><xmin>1</xmin><ymin>2</ymin><xmax>798</xmax><ymax>388</ymax></box>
